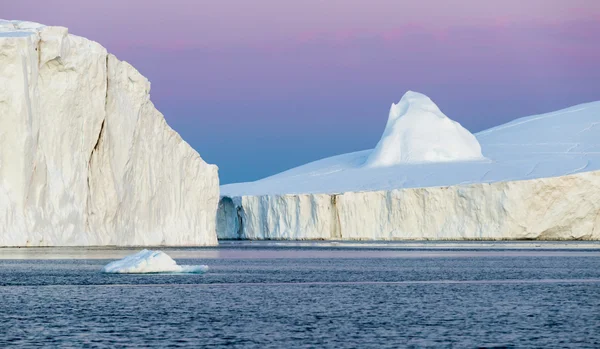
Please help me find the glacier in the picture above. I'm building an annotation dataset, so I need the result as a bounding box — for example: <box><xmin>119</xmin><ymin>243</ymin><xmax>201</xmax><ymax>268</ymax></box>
<box><xmin>0</xmin><ymin>20</ymin><xmax>219</xmax><ymax>246</ymax></box>
<box><xmin>219</xmin><ymin>92</ymin><xmax>600</xmax><ymax>240</ymax></box>
<box><xmin>102</xmin><ymin>249</ymin><xmax>208</xmax><ymax>274</ymax></box>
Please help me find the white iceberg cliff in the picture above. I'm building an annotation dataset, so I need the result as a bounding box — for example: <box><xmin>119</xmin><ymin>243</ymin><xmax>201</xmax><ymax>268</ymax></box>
<box><xmin>219</xmin><ymin>92</ymin><xmax>600</xmax><ymax>240</ymax></box>
<box><xmin>102</xmin><ymin>249</ymin><xmax>208</xmax><ymax>274</ymax></box>
<box><xmin>0</xmin><ymin>20</ymin><xmax>219</xmax><ymax>246</ymax></box>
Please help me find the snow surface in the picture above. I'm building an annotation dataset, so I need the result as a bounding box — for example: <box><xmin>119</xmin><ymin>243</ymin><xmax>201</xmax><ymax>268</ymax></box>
<box><xmin>102</xmin><ymin>249</ymin><xmax>208</xmax><ymax>274</ymax></box>
<box><xmin>365</xmin><ymin>91</ymin><xmax>484</xmax><ymax>167</ymax></box>
<box><xmin>0</xmin><ymin>20</ymin><xmax>219</xmax><ymax>246</ymax></box>
<box><xmin>222</xmin><ymin>97</ymin><xmax>600</xmax><ymax>196</ymax></box>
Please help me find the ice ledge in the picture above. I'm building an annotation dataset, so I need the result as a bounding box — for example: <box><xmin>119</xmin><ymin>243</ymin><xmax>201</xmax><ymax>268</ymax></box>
<box><xmin>0</xmin><ymin>19</ymin><xmax>45</xmax><ymax>37</ymax></box>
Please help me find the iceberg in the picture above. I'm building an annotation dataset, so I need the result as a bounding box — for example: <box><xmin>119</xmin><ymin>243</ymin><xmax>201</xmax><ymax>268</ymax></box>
<box><xmin>0</xmin><ymin>20</ymin><xmax>219</xmax><ymax>246</ymax></box>
<box><xmin>219</xmin><ymin>92</ymin><xmax>600</xmax><ymax>240</ymax></box>
<box><xmin>102</xmin><ymin>249</ymin><xmax>209</xmax><ymax>274</ymax></box>
<box><xmin>365</xmin><ymin>91</ymin><xmax>485</xmax><ymax>167</ymax></box>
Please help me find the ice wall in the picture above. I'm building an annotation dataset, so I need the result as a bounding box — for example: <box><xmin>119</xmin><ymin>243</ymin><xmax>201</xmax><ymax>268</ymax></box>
<box><xmin>219</xmin><ymin>170</ymin><xmax>600</xmax><ymax>240</ymax></box>
<box><xmin>0</xmin><ymin>21</ymin><xmax>219</xmax><ymax>246</ymax></box>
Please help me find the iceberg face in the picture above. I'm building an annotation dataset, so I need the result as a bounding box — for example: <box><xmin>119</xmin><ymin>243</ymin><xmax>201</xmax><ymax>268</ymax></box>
<box><xmin>221</xmin><ymin>171</ymin><xmax>600</xmax><ymax>240</ymax></box>
<box><xmin>102</xmin><ymin>250</ymin><xmax>209</xmax><ymax>274</ymax></box>
<box><xmin>0</xmin><ymin>20</ymin><xmax>219</xmax><ymax>246</ymax></box>
<box><xmin>219</xmin><ymin>93</ymin><xmax>600</xmax><ymax>241</ymax></box>
<box><xmin>365</xmin><ymin>91</ymin><xmax>485</xmax><ymax>167</ymax></box>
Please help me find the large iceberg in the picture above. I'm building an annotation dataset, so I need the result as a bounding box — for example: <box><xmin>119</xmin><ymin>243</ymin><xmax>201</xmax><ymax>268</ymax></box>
<box><xmin>219</xmin><ymin>92</ymin><xmax>600</xmax><ymax>240</ymax></box>
<box><xmin>102</xmin><ymin>249</ymin><xmax>208</xmax><ymax>274</ymax></box>
<box><xmin>0</xmin><ymin>20</ymin><xmax>219</xmax><ymax>246</ymax></box>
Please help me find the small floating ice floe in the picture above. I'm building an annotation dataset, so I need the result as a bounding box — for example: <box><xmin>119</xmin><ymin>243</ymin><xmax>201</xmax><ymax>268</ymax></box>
<box><xmin>102</xmin><ymin>249</ymin><xmax>208</xmax><ymax>274</ymax></box>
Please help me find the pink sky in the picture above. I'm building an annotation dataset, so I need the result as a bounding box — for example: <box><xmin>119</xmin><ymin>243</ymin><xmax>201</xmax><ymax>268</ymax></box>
<box><xmin>4</xmin><ymin>0</ymin><xmax>599</xmax><ymax>49</ymax></box>
<box><xmin>2</xmin><ymin>0</ymin><xmax>599</xmax><ymax>183</ymax></box>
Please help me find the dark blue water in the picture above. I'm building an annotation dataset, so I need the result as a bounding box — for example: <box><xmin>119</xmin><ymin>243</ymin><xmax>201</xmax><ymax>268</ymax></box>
<box><xmin>1</xmin><ymin>244</ymin><xmax>600</xmax><ymax>348</ymax></box>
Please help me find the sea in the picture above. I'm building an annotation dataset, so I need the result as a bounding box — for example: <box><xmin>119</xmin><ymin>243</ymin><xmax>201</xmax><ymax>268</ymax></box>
<box><xmin>1</xmin><ymin>241</ymin><xmax>600</xmax><ymax>348</ymax></box>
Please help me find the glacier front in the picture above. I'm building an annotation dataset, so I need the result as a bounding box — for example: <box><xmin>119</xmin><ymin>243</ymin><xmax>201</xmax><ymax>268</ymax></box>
<box><xmin>0</xmin><ymin>20</ymin><xmax>219</xmax><ymax>246</ymax></box>
<box><xmin>219</xmin><ymin>92</ymin><xmax>600</xmax><ymax>240</ymax></box>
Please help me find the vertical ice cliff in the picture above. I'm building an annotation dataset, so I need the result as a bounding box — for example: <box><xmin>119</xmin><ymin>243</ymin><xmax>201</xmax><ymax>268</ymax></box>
<box><xmin>0</xmin><ymin>20</ymin><xmax>219</xmax><ymax>246</ymax></box>
<box><xmin>219</xmin><ymin>171</ymin><xmax>600</xmax><ymax>240</ymax></box>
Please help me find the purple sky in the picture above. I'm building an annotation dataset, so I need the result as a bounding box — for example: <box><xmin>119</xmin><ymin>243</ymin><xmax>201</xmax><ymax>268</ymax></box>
<box><xmin>3</xmin><ymin>0</ymin><xmax>599</xmax><ymax>183</ymax></box>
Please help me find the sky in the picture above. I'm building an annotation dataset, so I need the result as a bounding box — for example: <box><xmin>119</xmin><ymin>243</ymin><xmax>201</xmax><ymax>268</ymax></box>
<box><xmin>2</xmin><ymin>0</ymin><xmax>599</xmax><ymax>184</ymax></box>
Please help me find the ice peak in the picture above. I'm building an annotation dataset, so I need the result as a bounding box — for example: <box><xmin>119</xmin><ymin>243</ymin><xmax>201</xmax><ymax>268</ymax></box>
<box><xmin>365</xmin><ymin>91</ymin><xmax>485</xmax><ymax>167</ymax></box>
<box><xmin>390</xmin><ymin>91</ymin><xmax>444</xmax><ymax>121</ymax></box>
<box><xmin>399</xmin><ymin>90</ymin><xmax>435</xmax><ymax>104</ymax></box>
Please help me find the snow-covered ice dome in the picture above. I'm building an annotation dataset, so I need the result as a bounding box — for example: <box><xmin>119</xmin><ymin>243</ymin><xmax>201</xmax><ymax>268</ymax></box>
<box><xmin>221</xmin><ymin>92</ymin><xmax>600</xmax><ymax>196</ymax></box>
<box><xmin>365</xmin><ymin>91</ymin><xmax>485</xmax><ymax>167</ymax></box>
<box><xmin>102</xmin><ymin>250</ymin><xmax>209</xmax><ymax>274</ymax></box>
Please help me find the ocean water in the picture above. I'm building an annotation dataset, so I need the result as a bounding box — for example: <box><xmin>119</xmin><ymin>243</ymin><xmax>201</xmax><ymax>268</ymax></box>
<box><xmin>1</xmin><ymin>242</ymin><xmax>600</xmax><ymax>348</ymax></box>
